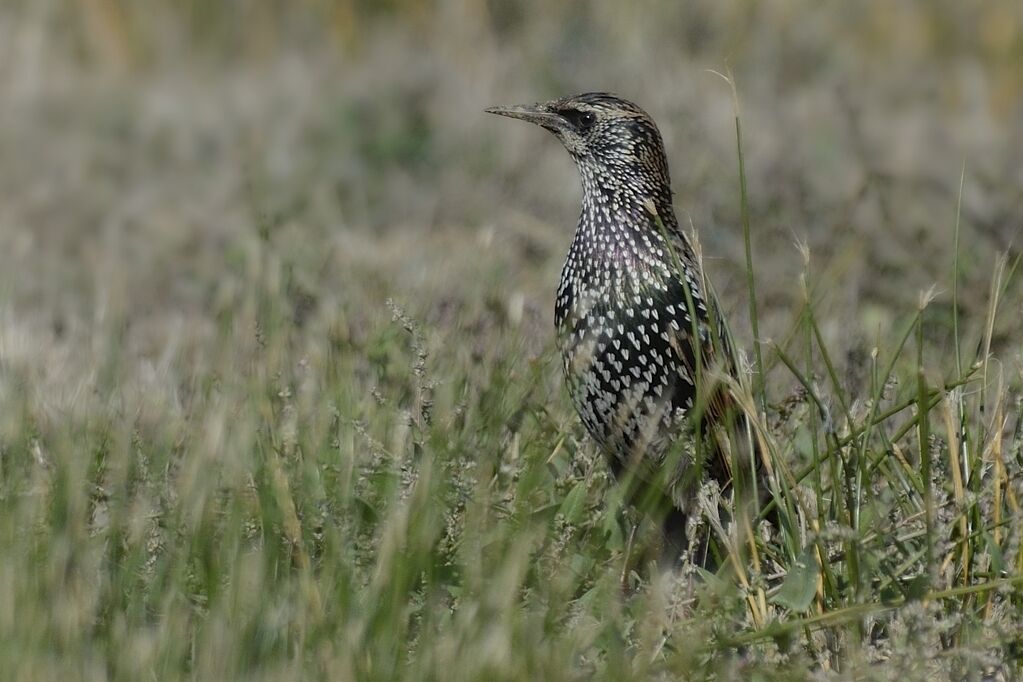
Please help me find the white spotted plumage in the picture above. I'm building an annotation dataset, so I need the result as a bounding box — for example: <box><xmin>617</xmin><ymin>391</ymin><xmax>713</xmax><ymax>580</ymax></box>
<box><xmin>544</xmin><ymin>94</ymin><xmax>735</xmax><ymax>487</ymax></box>
<box><xmin>489</xmin><ymin>91</ymin><xmax>741</xmax><ymax>513</ymax></box>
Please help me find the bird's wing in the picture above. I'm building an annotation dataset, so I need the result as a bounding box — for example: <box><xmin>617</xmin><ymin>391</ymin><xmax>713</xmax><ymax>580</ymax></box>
<box><xmin>650</xmin><ymin>233</ymin><xmax>742</xmax><ymax>488</ymax></box>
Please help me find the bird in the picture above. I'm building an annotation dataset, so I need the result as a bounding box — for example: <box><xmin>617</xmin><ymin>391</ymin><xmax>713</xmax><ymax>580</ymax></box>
<box><xmin>486</xmin><ymin>92</ymin><xmax>765</xmax><ymax>563</ymax></box>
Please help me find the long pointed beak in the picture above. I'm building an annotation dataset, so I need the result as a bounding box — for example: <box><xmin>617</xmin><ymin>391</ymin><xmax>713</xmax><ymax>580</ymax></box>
<box><xmin>484</xmin><ymin>103</ymin><xmax>563</xmax><ymax>128</ymax></box>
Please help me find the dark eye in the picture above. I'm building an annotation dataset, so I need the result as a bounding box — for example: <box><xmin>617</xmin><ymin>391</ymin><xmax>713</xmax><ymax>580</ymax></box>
<box><xmin>562</xmin><ymin>109</ymin><xmax>596</xmax><ymax>132</ymax></box>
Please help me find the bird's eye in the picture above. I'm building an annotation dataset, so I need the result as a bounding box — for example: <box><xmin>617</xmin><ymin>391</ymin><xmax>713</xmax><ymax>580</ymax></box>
<box><xmin>562</xmin><ymin>109</ymin><xmax>597</xmax><ymax>132</ymax></box>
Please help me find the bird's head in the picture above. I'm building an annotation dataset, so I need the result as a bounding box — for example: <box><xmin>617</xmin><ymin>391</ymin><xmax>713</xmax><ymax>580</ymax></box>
<box><xmin>486</xmin><ymin>92</ymin><xmax>670</xmax><ymax>187</ymax></box>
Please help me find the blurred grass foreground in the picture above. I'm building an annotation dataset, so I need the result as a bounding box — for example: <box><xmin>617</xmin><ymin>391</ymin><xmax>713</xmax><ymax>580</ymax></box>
<box><xmin>2</xmin><ymin>1</ymin><xmax>1023</xmax><ymax>679</ymax></box>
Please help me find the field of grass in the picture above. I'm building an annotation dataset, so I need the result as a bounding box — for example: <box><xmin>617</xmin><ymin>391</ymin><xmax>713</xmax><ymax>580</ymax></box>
<box><xmin>2</xmin><ymin>1</ymin><xmax>1023</xmax><ymax>679</ymax></box>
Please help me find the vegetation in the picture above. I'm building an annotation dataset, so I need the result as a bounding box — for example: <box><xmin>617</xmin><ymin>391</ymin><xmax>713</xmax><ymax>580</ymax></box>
<box><xmin>1</xmin><ymin>1</ymin><xmax>1022</xmax><ymax>678</ymax></box>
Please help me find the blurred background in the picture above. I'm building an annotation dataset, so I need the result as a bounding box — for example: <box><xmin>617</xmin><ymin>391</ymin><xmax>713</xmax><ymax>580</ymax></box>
<box><xmin>2</xmin><ymin>0</ymin><xmax>1023</xmax><ymax>409</ymax></box>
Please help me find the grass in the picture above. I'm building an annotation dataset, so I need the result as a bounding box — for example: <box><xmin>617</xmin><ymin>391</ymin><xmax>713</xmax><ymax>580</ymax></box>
<box><xmin>3</xmin><ymin>113</ymin><xmax>1021</xmax><ymax>682</ymax></box>
<box><xmin>3</xmin><ymin>1</ymin><xmax>1023</xmax><ymax>679</ymax></box>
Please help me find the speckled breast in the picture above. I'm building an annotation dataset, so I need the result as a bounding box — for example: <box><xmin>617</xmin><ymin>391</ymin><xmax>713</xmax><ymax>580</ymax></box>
<box><xmin>554</xmin><ymin>250</ymin><xmax>707</xmax><ymax>469</ymax></box>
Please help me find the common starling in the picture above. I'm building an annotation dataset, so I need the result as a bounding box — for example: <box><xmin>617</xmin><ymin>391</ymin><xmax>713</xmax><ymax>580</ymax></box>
<box><xmin>487</xmin><ymin>93</ymin><xmax>761</xmax><ymax>558</ymax></box>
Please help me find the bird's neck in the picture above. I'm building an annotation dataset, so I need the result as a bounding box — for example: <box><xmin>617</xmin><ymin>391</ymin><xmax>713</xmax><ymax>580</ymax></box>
<box><xmin>558</xmin><ymin>168</ymin><xmax>689</xmax><ymax>330</ymax></box>
<box><xmin>573</xmin><ymin>166</ymin><xmax>678</xmax><ymax>264</ymax></box>
<box><xmin>578</xmin><ymin>166</ymin><xmax>675</xmax><ymax>226</ymax></box>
